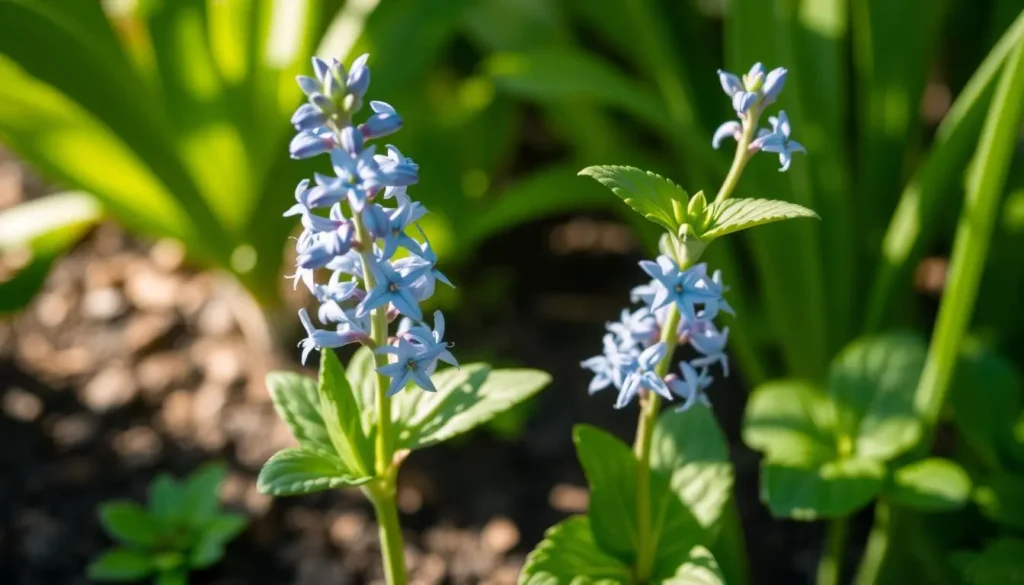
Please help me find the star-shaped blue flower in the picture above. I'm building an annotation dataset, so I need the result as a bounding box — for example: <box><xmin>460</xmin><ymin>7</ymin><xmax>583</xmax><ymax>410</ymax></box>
<box><xmin>751</xmin><ymin>111</ymin><xmax>806</xmax><ymax>172</ymax></box>
<box><xmin>357</xmin><ymin>257</ymin><xmax>429</xmax><ymax>320</ymax></box>
<box><xmin>376</xmin><ymin>337</ymin><xmax>443</xmax><ymax>396</ymax></box>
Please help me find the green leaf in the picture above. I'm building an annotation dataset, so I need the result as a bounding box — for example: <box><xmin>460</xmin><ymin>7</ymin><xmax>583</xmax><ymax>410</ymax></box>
<box><xmin>950</xmin><ymin>341</ymin><xmax>1023</xmax><ymax>469</ymax></box>
<box><xmin>392</xmin><ymin>366</ymin><xmax>550</xmax><ymax>450</ymax></box>
<box><xmin>182</xmin><ymin>462</ymin><xmax>226</xmax><ymax>526</ymax></box>
<box><xmin>700</xmin><ymin>198</ymin><xmax>819</xmax><ymax>240</ymax></box>
<box><xmin>519</xmin><ymin>515</ymin><xmax>633</xmax><ymax>585</ymax></box>
<box><xmin>98</xmin><ymin>501</ymin><xmax>164</xmax><ymax>547</ymax></box>
<box><xmin>151</xmin><ymin>551</ymin><xmax>185</xmax><ymax>572</ymax></box>
<box><xmin>886</xmin><ymin>457</ymin><xmax>972</xmax><ymax>512</ymax></box>
<box><xmin>189</xmin><ymin>515</ymin><xmax>246</xmax><ymax>570</ymax></box>
<box><xmin>650</xmin><ymin>408</ymin><xmax>734</xmax><ymax>534</ymax></box>
<box><xmin>0</xmin><ymin>191</ymin><xmax>101</xmax><ymax>314</ymax></box>
<box><xmin>257</xmin><ymin>448</ymin><xmax>371</xmax><ymax>496</ymax></box>
<box><xmin>828</xmin><ymin>333</ymin><xmax>928</xmax><ymax>461</ymax></box>
<box><xmin>266</xmin><ymin>371</ymin><xmax>333</xmax><ymax>455</ymax></box>
<box><xmin>87</xmin><ymin>548</ymin><xmax>152</xmax><ymax>582</ymax></box>
<box><xmin>319</xmin><ymin>349</ymin><xmax>373</xmax><ymax>474</ymax></box>
<box><xmin>954</xmin><ymin>538</ymin><xmax>1024</xmax><ymax>585</ymax></box>
<box><xmin>154</xmin><ymin>569</ymin><xmax>188</xmax><ymax>585</ymax></box>
<box><xmin>147</xmin><ymin>473</ymin><xmax>185</xmax><ymax>523</ymax></box>
<box><xmin>659</xmin><ymin>546</ymin><xmax>726</xmax><ymax>585</ymax></box>
<box><xmin>578</xmin><ymin>165</ymin><xmax>687</xmax><ymax>232</ymax></box>
<box><xmin>346</xmin><ymin>346</ymin><xmax>379</xmax><ymax>436</ymax></box>
<box><xmin>742</xmin><ymin>380</ymin><xmax>837</xmax><ymax>464</ymax></box>
<box><xmin>975</xmin><ymin>473</ymin><xmax>1024</xmax><ymax>530</ymax></box>
<box><xmin>762</xmin><ymin>458</ymin><xmax>885</xmax><ymax>520</ymax></box>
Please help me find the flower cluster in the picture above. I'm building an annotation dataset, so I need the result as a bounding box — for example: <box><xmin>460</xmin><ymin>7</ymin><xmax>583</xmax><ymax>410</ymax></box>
<box><xmin>713</xmin><ymin>62</ymin><xmax>805</xmax><ymax>172</ymax></box>
<box><xmin>581</xmin><ymin>256</ymin><xmax>732</xmax><ymax>411</ymax></box>
<box><xmin>286</xmin><ymin>55</ymin><xmax>456</xmax><ymax>395</ymax></box>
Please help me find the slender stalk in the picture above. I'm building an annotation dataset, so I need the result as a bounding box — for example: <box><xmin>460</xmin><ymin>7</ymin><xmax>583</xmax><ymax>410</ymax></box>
<box><xmin>913</xmin><ymin>39</ymin><xmax>1024</xmax><ymax>435</ymax></box>
<box><xmin>633</xmin><ymin>305</ymin><xmax>682</xmax><ymax>583</ymax></box>
<box><xmin>714</xmin><ymin>113</ymin><xmax>758</xmax><ymax>203</ymax></box>
<box><xmin>816</xmin><ymin>517</ymin><xmax>848</xmax><ymax>585</ymax></box>
<box><xmin>853</xmin><ymin>502</ymin><xmax>890</xmax><ymax>585</ymax></box>
<box><xmin>368</xmin><ymin>482</ymin><xmax>408</xmax><ymax>585</ymax></box>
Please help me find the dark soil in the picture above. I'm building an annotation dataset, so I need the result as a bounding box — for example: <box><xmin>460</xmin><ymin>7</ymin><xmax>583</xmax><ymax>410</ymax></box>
<box><xmin>0</xmin><ymin>168</ymin><xmax>825</xmax><ymax>584</ymax></box>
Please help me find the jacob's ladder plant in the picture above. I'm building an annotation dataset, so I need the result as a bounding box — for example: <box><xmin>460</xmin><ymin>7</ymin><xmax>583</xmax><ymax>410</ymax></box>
<box><xmin>519</xmin><ymin>64</ymin><xmax>818</xmax><ymax>585</ymax></box>
<box><xmin>257</xmin><ymin>55</ymin><xmax>551</xmax><ymax>584</ymax></box>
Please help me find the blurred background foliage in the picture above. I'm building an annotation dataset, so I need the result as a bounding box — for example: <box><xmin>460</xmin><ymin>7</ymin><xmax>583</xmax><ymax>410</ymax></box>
<box><xmin>3</xmin><ymin>0</ymin><xmax>1023</xmax><ymax>386</ymax></box>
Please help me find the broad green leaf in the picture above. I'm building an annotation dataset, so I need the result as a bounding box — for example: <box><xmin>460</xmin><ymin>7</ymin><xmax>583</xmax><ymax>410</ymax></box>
<box><xmin>181</xmin><ymin>462</ymin><xmax>227</xmax><ymax>526</ymax></box>
<box><xmin>578</xmin><ymin>165</ymin><xmax>686</xmax><ymax>232</ymax></box>
<box><xmin>319</xmin><ymin>350</ymin><xmax>373</xmax><ymax>474</ymax></box>
<box><xmin>886</xmin><ymin>458</ymin><xmax>971</xmax><ymax>512</ymax></box>
<box><xmin>519</xmin><ymin>516</ymin><xmax>632</xmax><ymax>585</ymax></box>
<box><xmin>154</xmin><ymin>570</ymin><xmax>188</xmax><ymax>585</ymax></box>
<box><xmin>87</xmin><ymin>548</ymin><xmax>152</xmax><ymax>582</ymax></box>
<box><xmin>700</xmin><ymin>199</ymin><xmax>820</xmax><ymax>240</ymax></box>
<box><xmin>393</xmin><ymin>366</ymin><xmax>550</xmax><ymax>450</ymax></box>
<box><xmin>975</xmin><ymin>473</ymin><xmax>1024</xmax><ymax>530</ymax></box>
<box><xmin>742</xmin><ymin>380</ymin><xmax>837</xmax><ymax>464</ymax></box>
<box><xmin>257</xmin><ymin>448</ymin><xmax>372</xmax><ymax>496</ymax></box>
<box><xmin>98</xmin><ymin>501</ymin><xmax>164</xmax><ymax>547</ymax></box>
<box><xmin>828</xmin><ymin>333</ymin><xmax>928</xmax><ymax>461</ymax></box>
<box><xmin>573</xmin><ymin>424</ymin><xmax>703</xmax><ymax>568</ymax></box>
<box><xmin>147</xmin><ymin>473</ymin><xmax>185</xmax><ymax>523</ymax></box>
<box><xmin>762</xmin><ymin>458</ymin><xmax>885</xmax><ymax>520</ymax></box>
<box><xmin>151</xmin><ymin>551</ymin><xmax>185</xmax><ymax>572</ymax></box>
<box><xmin>0</xmin><ymin>192</ymin><xmax>101</xmax><ymax>314</ymax></box>
<box><xmin>954</xmin><ymin>538</ymin><xmax>1024</xmax><ymax>585</ymax></box>
<box><xmin>574</xmin><ymin>425</ymin><xmax>640</xmax><ymax>563</ymax></box>
<box><xmin>266</xmin><ymin>371</ymin><xmax>333</xmax><ymax>455</ymax></box>
<box><xmin>199</xmin><ymin>513</ymin><xmax>248</xmax><ymax>546</ymax></box>
<box><xmin>950</xmin><ymin>342</ymin><xmax>1023</xmax><ymax>469</ymax></box>
<box><xmin>346</xmin><ymin>346</ymin><xmax>380</xmax><ymax>436</ymax></box>
<box><xmin>659</xmin><ymin>546</ymin><xmax>726</xmax><ymax>585</ymax></box>
<box><xmin>650</xmin><ymin>408</ymin><xmax>734</xmax><ymax>533</ymax></box>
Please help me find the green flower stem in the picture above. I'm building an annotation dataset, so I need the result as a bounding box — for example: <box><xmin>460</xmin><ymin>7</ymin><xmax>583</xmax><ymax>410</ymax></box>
<box><xmin>852</xmin><ymin>502</ymin><xmax>890</xmax><ymax>585</ymax></box>
<box><xmin>714</xmin><ymin>112</ymin><xmax>759</xmax><ymax>203</ymax></box>
<box><xmin>352</xmin><ymin>212</ymin><xmax>406</xmax><ymax>585</ymax></box>
<box><xmin>815</xmin><ymin>517</ymin><xmax>848</xmax><ymax>585</ymax></box>
<box><xmin>633</xmin><ymin>304</ymin><xmax>681</xmax><ymax>582</ymax></box>
<box><xmin>914</xmin><ymin>39</ymin><xmax>1024</xmax><ymax>435</ymax></box>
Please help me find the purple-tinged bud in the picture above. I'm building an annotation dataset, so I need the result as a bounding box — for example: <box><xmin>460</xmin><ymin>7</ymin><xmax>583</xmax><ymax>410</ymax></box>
<box><xmin>717</xmin><ymin>69</ymin><xmax>743</xmax><ymax>97</ymax></box>
<box><xmin>309</xmin><ymin>93</ymin><xmax>337</xmax><ymax>115</ymax></box>
<box><xmin>347</xmin><ymin>53</ymin><xmax>371</xmax><ymax>99</ymax></box>
<box><xmin>296</xmin><ymin>75</ymin><xmax>320</xmax><ymax>97</ymax></box>
<box><xmin>761</xmin><ymin>67</ymin><xmax>787</xmax><ymax>106</ymax></box>
<box><xmin>290</xmin><ymin>130</ymin><xmax>333</xmax><ymax>159</ymax></box>
<box><xmin>291</xmin><ymin>103</ymin><xmax>327</xmax><ymax>131</ymax></box>
<box><xmin>360</xmin><ymin>101</ymin><xmax>402</xmax><ymax>140</ymax></box>
<box><xmin>311</xmin><ymin>57</ymin><xmax>331</xmax><ymax>84</ymax></box>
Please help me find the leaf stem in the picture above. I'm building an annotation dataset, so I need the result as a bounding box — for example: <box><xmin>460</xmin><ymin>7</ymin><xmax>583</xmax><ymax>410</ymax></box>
<box><xmin>633</xmin><ymin>304</ymin><xmax>681</xmax><ymax>582</ymax></box>
<box><xmin>714</xmin><ymin>112</ymin><xmax>759</xmax><ymax>203</ymax></box>
<box><xmin>852</xmin><ymin>502</ymin><xmax>890</xmax><ymax>585</ymax></box>
<box><xmin>913</xmin><ymin>38</ymin><xmax>1024</xmax><ymax>436</ymax></box>
<box><xmin>816</xmin><ymin>517</ymin><xmax>848</xmax><ymax>585</ymax></box>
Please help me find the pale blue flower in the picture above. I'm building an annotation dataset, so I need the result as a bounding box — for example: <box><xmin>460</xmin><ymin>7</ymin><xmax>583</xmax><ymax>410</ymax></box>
<box><xmin>686</xmin><ymin>320</ymin><xmax>730</xmax><ymax>376</ymax></box>
<box><xmin>751</xmin><ymin>110</ymin><xmax>805</xmax><ymax>172</ymax></box>
<box><xmin>360</xmin><ymin>101</ymin><xmax>403</xmax><ymax>140</ymax></box>
<box><xmin>615</xmin><ymin>342</ymin><xmax>672</xmax><ymax>409</ymax></box>
<box><xmin>398</xmin><ymin>310</ymin><xmax>457</xmax><ymax>371</ymax></box>
<box><xmin>712</xmin><ymin>121</ymin><xmax>741</xmax><ymax>149</ymax></box>
<box><xmin>357</xmin><ymin>257</ymin><xmax>430</xmax><ymax>319</ymax></box>
<box><xmin>761</xmin><ymin>67</ymin><xmax>787</xmax><ymax>106</ymax></box>
<box><xmin>607</xmin><ymin>308</ymin><xmax>659</xmax><ymax>349</ymax></box>
<box><xmin>666</xmin><ymin>364</ymin><xmax>713</xmax><ymax>412</ymax></box>
<box><xmin>379</xmin><ymin>202</ymin><xmax>427</xmax><ymax>259</ymax></box>
<box><xmin>297</xmin><ymin>308</ymin><xmax>368</xmax><ymax>364</ymax></box>
<box><xmin>291</xmin><ymin>103</ymin><xmax>327</xmax><ymax>131</ymax></box>
<box><xmin>376</xmin><ymin>337</ymin><xmax>442</xmax><ymax>396</ymax></box>
<box><xmin>290</xmin><ymin>129</ymin><xmax>333</xmax><ymax>159</ymax></box>
<box><xmin>638</xmin><ymin>255</ymin><xmax>719</xmax><ymax>321</ymax></box>
<box><xmin>717</xmin><ymin>69</ymin><xmax>758</xmax><ymax>114</ymax></box>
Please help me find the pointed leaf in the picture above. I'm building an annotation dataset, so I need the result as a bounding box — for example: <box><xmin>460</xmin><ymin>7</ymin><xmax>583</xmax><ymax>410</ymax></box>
<box><xmin>319</xmin><ymin>349</ymin><xmax>373</xmax><ymax>474</ymax></box>
<box><xmin>182</xmin><ymin>462</ymin><xmax>226</xmax><ymax>525</ymax></box>
<box><xmin>189</xmin><ymin>514</ymin><xmax>246</xmax><ymax>570</ymax></box>
<box><xmin>98</xmin><ymin>501</ymin><xmax>164</xmax><ymax>547</ymax></box>
<box><xmin>659</xmin><ymin>546</ymin><xmax>726</xmax><ymax>585</ymax></box>
<box><xmin>742</xmin><ymin>380</ymin><xmax>837</xmax><ymax>463</ymax></box>
<box><xmin>148</xmin><ymin>473</ymin><xmax>185</xmax><ymax>523</ymax></box>
<box><xmin>828</xmin><ymin>333</ymin><xmax>928</xmax><ymax>461</ymax></box>
<box><xmin>975</xmin><ymin>473</ymin><xmax>1024</xmax><ymax>530</ymax></box>
<box><xmin>954</xmin><ymin>538</ymin><xmax>1024</xmax><ymax>585</ymax></box>
<box><xmin>701</xmin><ymin>198</ymin><xmax>819</xmax><ymax>240</ymax></box>
<box><xmin>886</xmin><ymin>458</ymin><xmax>971</xmax><ymax>512</ymax></box>
<box><xmin>266</xmin><ymin>371</ymin><xmax>333</xmax><ymax>455</ymax></box>
<box><xmin>257</xmin><ymin>448</ymin><xmax>372</xmax><ymax>496</ymax></box>
<box><xmin>650</xmin><ymin>407</ymin><xmax>734</xmax><ymax>534</ymax></box>
<box><xmin>87</xmin><ymin>548</ymin><xmax>152</xmax><ymax>582</ymax></box>
<box><xmin>519</xmin><ymin>515</ymin><xmax>632</xmax><ymax>585</ymax></box>
<box><xmin>392</xmin><ymin>366</ymin><xmax>550</xmax><ymax>450</ymax></box>
<box><xmin>762</xmin><ymin>458</ymin><xmax>885</xmax><ymax>520</ymax></box>
<box><xmin>346</xmin><ymin>346</ymin><xmax>380</xmax><ymax>436</ymax></box>
<box><xmin>579</xmin><ymin>165</ymin><xmax>687</xmax><ymax>232</ymax></box>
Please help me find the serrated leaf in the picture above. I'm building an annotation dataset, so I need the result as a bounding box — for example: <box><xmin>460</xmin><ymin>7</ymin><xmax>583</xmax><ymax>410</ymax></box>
<box><xmin>257</xmin><ymin>448</ymin><xmax>371</xmax><ymax>496</ymax></box>
<box><xmin>266</xmin><ymin>371</ymin><xmax>333</xmax><ymax>455</ymax></box>
<box><xmin>87</xmin><ymin>548</ymin><xmax>152</xmax><ymax>582</ymax></box>
<box><xmin>518</xmin><ymin>516</ymin><xmax>632</xmax><ymax>585</ymax></box>
<box><xmin>886</xmin><ymin>458</ymin><xmax>972</xmax><ymax>512</ymax></box>
<box><xmin>659</xmin><ymin>546</ymin><xmax>726</xmax><ymax>585</ymax></box>
<box><xmin>762</xmin><ymin>458</ymin><xmax>885</xmax><ymax>520</ymax></box>
<box><xmin>392</xmin><ymin>366</ymin><xmax>550</xmax><ymax>450</ymax></box>
<box><xmin>700</xmin><ymin>198</ymin><xmax>819</xmax><ymax>239</ymax></box>
<box><xmin>954</xmin><ymin>538</ymin><xmax>1024</xmax><ymax>585</ymax></box>
<box><xmin>975</xmin><ymin>473</ymin><xmax>1024</xmax><ymax>530</ymax></box>
<box><xmin>650</xmin><ymin>407</ymin><xmax>734</xmax><ymax>534</ymax></box>
<box><xmin>579</xmin><ymin>165</ymin><xmax>687</xmax><ymax>232</ymax></box>
<box><xmin>828</xmin><ymin>333</ymin><xmax>928</xmax><ymax>461</ymax></box>
<box><xmin>98</xmin><ymin>501</ymin><xmax>164</xmax><ymax>547</ymax></box>
<box><xmin>319</xmin><ymin>349</ymin><xmax>373</xmax><ymax>474</ymax></box>
<box><xmin>182</xmin><ymin>462</ymin><xmax>226</xmax><ymax>526</ymax></box>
